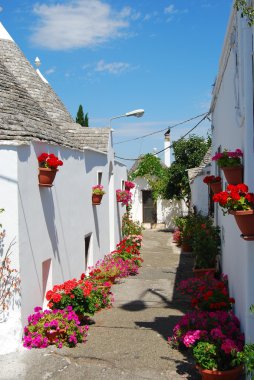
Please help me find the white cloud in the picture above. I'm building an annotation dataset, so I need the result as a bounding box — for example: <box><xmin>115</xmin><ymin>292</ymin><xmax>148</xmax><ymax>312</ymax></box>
<box><xmin>95</xmin><ymin>60</ymin><xmax>131</xmax><ymax>75</ymax></box>
<box><xmin>45</xmin><ymin>67</ymin><xmax>55</xmax><ymax>75</ymax></box>
<box><xmin>0</xmin><ymin>6</ymin><xmax>3</xmax><ymax>13</ymax></box>
<box><xmin>31</xmin><ymin>0</ymin><xmax>131</xmax><ymax>50</ymax></box>
<box><xmin>164</xmin><ymin>5</ymin><xmax>178</xmax><ymax>15</ymax></box>
<box><xmin>164</xmin><ymin>4</ymin><xmax>188</xmax><ymax>22</ymax></box>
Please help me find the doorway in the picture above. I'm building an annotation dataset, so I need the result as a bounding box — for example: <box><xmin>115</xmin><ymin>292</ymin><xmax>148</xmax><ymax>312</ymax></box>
<box><xmin>142</xmin><ymin>190</ymin><xmax>157</xmax><ymax>223</ymax></box>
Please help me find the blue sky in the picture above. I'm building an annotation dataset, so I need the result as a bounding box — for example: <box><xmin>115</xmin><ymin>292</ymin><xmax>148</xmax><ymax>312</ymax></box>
<box><xmin>0</xmin><ymin>0</ymin><xmax>232</xmax><ymax>167</ymax></box>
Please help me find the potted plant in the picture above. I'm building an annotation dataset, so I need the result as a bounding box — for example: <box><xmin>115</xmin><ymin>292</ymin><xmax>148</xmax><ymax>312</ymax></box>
<box><xmin>173</xmin><ymin>215</ymin><xmax>192</xmax><ymax>252</ymax></box>
<box><xmin>177</xmin><ymin>275</ymin><xmax>235</xmax><ymax>312</ymax></box>
<box><xmin>213</xmin><ymin>183</ymin><xmax>254</xmax><ymax>239</ymax></box>
<box><xmin>37</xmin><ymin>153</ymin><xmax>63</xmax><ymax>187</ymax></box>
<box><xmin>191</xmin><ymin>220</ymin><xmax>221</xmax><ymax>277</ymax></box>
<box><xmin>23</xmin><ymin>306</ymin><xmax>89</xmax><ymax>349</ymax></box>
<box><xmin>92</xmin><ymin>185</ymin><xmax>105</xmax><ymax>205</ymax></box>
<box><xmin>212</xmin><ymin>149</ymin><xmax>243</xmax><ymax>185</ymax></box>
<box><xmin>116</xmin><ymin>189</ymin><xmax>132</xmax><ymax>205</ymax></box>
<box><xmin>46</xmin><ymin>277</ymin><xmax>113</xmax><ymax>321</ymax></box>
<box><xmin>125</xmin><ymin>181</ymin><xmax>135</xmax><ymax>191</ymax></box>
<box><xmin>169</xmin><ymin>310</ymin><xmax>245</xmax><ymax>379</ymax></box>
<box><xmin>172</xmin><ymin>228</ymin><xmax>182</xmax><ymax>247</ymax></box>
<box><xmin>203</xmin><ymin>175</ymin><xmax>222</xmax><ymax>194</ymax></box>
<box><xmin>194</xmin><ymin>341</ymin><xmax>244</xmax><ymax>380</ymax></box>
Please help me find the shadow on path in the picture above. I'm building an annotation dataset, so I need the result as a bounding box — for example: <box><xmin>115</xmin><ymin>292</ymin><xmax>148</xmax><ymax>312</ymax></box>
<box><xmin>120</xmin><ymin>231</ymin><xmax>200</xmax><ymax>379</ymax></box>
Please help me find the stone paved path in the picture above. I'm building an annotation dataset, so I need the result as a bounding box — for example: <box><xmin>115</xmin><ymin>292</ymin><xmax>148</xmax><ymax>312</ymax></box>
<box><xmin>0</xmin><ymin>230</ymin><xmax>201</xmax><ymax>380</ymax></box>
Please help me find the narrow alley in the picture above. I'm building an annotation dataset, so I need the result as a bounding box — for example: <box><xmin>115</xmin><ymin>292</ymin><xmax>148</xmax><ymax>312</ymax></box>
<box><xmin>0</xmin><ymin>230</ymin><xmax>199</xmax><ymax>380</ymax></box>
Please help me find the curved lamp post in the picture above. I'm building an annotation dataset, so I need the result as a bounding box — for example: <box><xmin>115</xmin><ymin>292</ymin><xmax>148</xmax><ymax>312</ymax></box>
<box><xmin>110</xmin><ymin>109</ymin><xmax>145</xmax><ymax>128</ymax></box>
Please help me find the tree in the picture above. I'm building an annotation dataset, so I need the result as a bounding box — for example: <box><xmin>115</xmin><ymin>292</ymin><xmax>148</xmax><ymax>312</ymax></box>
<box><xmin>129</xmin><ymin>135</ymin><xmax>210</xmax><ymax>206</ymax></box>
<box><xmin>165</xmin><ymin>134</ymin><xmax>211</xmax><ymax>207</ymax></box>
<box><xmin>76</xmin><ymin>105</ymin><xmax>89</xmax><ymax>127</ymax></box>
<box><xmin>129</xmin><ymin>154</ymin><xmax>169</xmax><ymax>200</ymax></box>
<box><xmin>84</xmin><ymin>113</ymin><xmax>89</xmax><ymax>127</ymax></box>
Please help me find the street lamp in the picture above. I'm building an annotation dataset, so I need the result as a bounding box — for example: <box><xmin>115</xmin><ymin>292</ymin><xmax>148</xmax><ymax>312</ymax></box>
<box><xmin>110</xmin><ymin>108</ymin><xmax>144</xmax><ymax>128</ymax></box>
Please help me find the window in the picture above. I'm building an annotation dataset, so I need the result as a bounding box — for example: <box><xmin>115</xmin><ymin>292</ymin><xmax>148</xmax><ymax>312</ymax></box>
<box><xmin>97</xmin><ymin>172</ymin><xmax>102</xmax><ymax>185</ymax></box>
<box><xmin>84</xmin><ymin>234</ymin><xmax>92</xmax><ymax>272</ymax></box>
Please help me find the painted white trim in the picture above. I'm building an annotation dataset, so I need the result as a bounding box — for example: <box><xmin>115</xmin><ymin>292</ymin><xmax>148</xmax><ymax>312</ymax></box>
<box><xmin>35</xmin><ymin>69</ymin><xmax>49</xmax><ymax>84</ymax></box>
<box><xmin>211</xmin><ymin>5</ymin><xmax>236</xmax><ymax>113</ymax></box>
<box><xmin>0</xmin><ymin>22</ymin><xmax>14</xmax><ymax>41</ymax></box>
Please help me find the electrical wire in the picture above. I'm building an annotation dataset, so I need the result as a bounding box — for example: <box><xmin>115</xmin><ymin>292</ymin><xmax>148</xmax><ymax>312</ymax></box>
<box><xmin>114</xmin><ymin>111</ymin><xmax>208</xmax><ymax>145</ymax></box>
<box><xmin>115</xmin><ymin>113</ymin><xmax>209</xmax><ymax>161</ymax></box>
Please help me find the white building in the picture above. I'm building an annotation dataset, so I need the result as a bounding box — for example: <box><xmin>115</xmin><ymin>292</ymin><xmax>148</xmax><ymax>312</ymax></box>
<box><xmin>0</xmin><ymin>23</ymin><xmax>127</xmax><ymax>353</ymax></box>
<box><xmin>191</xmin><ymin>3</ymin><xmax>254</xmax><ymax>344</ymax></box>
<box><xmin>130</xmin><ymin>129</ymin><xmax>187</xmax><ymax>230</ymax></box>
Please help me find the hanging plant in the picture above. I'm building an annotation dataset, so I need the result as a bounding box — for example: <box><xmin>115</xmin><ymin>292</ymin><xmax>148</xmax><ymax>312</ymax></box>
<box><xmin>235</xmin><ymin>0</ymin><xmax>254</xmax><ymax>26</ymax></box>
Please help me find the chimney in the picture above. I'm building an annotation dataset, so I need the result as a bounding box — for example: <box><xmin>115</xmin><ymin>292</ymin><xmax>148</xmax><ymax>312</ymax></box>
<box><xmin>164</xmin><ymin>128</ymin><xmax>171</xmax><ymax>167</ymax></box>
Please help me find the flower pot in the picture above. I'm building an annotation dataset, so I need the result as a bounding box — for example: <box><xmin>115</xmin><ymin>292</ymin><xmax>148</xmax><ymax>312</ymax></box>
<box><xmin>197</xmin><ymin>365</ymin><xmax>243</xmax><ymax>380</ymax></box>
<box><xmin>210</xmin><ymin>181</ymin><xmax>222</xmax><ymax>194</ymax></box>
<box><xmin>46</xmin><ymin>328</ymin><xmax>66</xmax><ymax>343</ymax></box>
<box><xmin>221</xmin><ymin>165</ymin><xmax>243</xmax><ymax>185</ymax></box>
<box><xmin>92</xmin><ymin>194</ymin><xmax>103</xmax><ymax>205</ymax></box>
<box><xmin>192</xmin><ymin>267</ymin><xmax>216</xmax><ymax>279</ymax></box>
<box><xmin>181</xmin><ymin>243</ymin><xmax>192</xmax><ymax>252</ymax></box>
<box><xmin>229</xmin><ymin>209</ymin><xmax>254</xmax><ymax>240</ymax></box>
<box><xmin>38</xmin><ymin>167</ymin><xmax>58</xmax><ymax>187</ymax></box>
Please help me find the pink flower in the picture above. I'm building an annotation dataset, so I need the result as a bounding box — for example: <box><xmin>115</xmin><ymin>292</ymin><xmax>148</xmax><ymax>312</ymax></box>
<box><xmin>221</xmin><ymin>339</ymin><xmax>239</xmax><ymax>354</ymax></box>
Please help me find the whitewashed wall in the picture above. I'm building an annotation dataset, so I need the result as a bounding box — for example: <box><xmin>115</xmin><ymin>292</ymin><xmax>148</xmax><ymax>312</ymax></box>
<box><xmin>211</xmin><ymin>8</ymin><xmax>254</xmax><ymax>343</ymax></box>
<box><xmin>190</xmin><ymin>174</ymin><xmax>209</xmax><ymax>215</ymax></box>
<box><xmin>131</xmin><ymin>177</ymin><xmax>150</xmax><ymax>223</ymax></box>
<box><xmin>131</xmin><ymin>177</ymin><xmax>188</xmax><ymax>229</ymax></box>
<box><xmin>0</xmin><ymin>140</ymin><xmax>127</xmax><ymax>353</ymax></box>
<box><xmin>0</xmin><ymin>146</ymin><xmax>22</xmax><ymax>354</ymax></box>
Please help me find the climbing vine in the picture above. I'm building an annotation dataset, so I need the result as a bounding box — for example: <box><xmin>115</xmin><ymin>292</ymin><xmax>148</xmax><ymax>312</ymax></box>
<box><xmin>129</xmin><ymin>154</ymin><xmax>169</xmax><ymax>200</ymax></box>
<box><xmin>235</xmin><ymin>0</ymin><xmax>254</xmax><ymax>26</ymax></box>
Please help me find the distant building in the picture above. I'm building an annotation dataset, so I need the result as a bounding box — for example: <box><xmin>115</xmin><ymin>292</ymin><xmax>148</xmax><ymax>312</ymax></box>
<box><xmin>130</xmin><ymin>129</ymin><xmax>187</xmax><ymax>230</ymax></box>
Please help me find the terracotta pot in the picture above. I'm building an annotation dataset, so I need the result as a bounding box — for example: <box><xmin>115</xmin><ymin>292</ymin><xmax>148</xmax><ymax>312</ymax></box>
<box><xmin>46</xmin><ymin>328</ymin><xmax>66</xmax><ymax>343</ymax></box>
<box><xmin>108</xmin><ymin>276</ymin><xmax>117</xmax><ymax>283</ymax></box>
<box><xmin>229</xmin><ymin>209</ymin><xmax>254</xmax><ymax>239</ymax></box>
<box><xmin>181</xmin><ymin>243</ymin><xmax>192</xmax><ymax>252</ymax></box>
<box><xmin>210</xmin><ymin>181</ymin><xmax>222</xmax><ymax>194</ymax></box>
<box><xmin>197</xmin><ymin>365</ymin><xmax>243</xmax><ymax>380</ymax></box>
<box><xmin>92</xmin><ymin>194</ymin><xmax>103</xmax><ymax>205</ymax></box>
<box><xmin>221</xmin><ymin>165</ymin><xmax>243</xmax><ymax>185</ymax></box>
<box><xmin>38</xmin><ymin>167</ymin><xmax>58</xmax><ymax>187</ymax></box>
<box><xmin>193</xmin><ymin>267</ymin><xmax>216</xmax><ymax>279</ymax></box>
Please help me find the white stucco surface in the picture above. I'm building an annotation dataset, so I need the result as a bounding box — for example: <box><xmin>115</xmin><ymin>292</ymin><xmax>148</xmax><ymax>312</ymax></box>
<box><xmin>210</xmin><ymin>8</ymin><xmax>254</xmax><ymax>342</ymax></box>
<box><xmin>0</xmin><ymin>147</ymin><xmax>22</xmax><ymax>353</ymax></box>
<box><xmin>131</xmin><ymin>177</ymin><xmax>188</xmax><ymax>229</ymax></box>
<box><xmin>0</xmin><ymin>141</ymin><xmax>127</xmax><ymax>353</ymax></box>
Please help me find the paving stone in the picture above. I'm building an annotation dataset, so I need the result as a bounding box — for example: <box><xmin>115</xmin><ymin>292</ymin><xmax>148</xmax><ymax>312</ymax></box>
<box><xmin>0</xmin><ymin>230</ymin><xmax>201</xmax><ymax>380</ymax></box>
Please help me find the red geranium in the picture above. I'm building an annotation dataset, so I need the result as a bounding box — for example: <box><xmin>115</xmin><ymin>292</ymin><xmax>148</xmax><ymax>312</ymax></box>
<box><xmin>203</xmin><ymin>175</ymin><xmax>221</xmax><ymax>184</ymax></box>
<box><xmin>38</xmin><ymin>153</ymin><xmax>63</xmax><ymax>169</ymax></box>
<box><xmin>213</xmin><ymin>183</ymin><xmax>254</xmax><ymax>214</ymax></box>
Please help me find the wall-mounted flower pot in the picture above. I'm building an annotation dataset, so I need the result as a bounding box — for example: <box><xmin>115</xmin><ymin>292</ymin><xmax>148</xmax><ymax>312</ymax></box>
<box><xmin>221</xmin><ymin>165</ymin><xmax>243</xmax><ymax>185</ymax></box>
<box><xmin>197</xmin><ymin>365</ymin><xmax>243</xmax><ymax>380</ymax></box>
<box><xmin>38</xmin><ymin>168</ymin><xmax>58</xmax><ymax>187</ymax></box>
<box><xmin>229</xmin><ymin>209</ymin><xmax>254</xmax><ymax>240</ymax></box>
<box><xmin>92</xmin><ymin>194</ymin><xmax>103</xmax><ymax>205</ymax></box>
<box><xmin>210</xmin><ymin>181</ymin><xmax>222</xmax><ymax>194</ymax></box>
